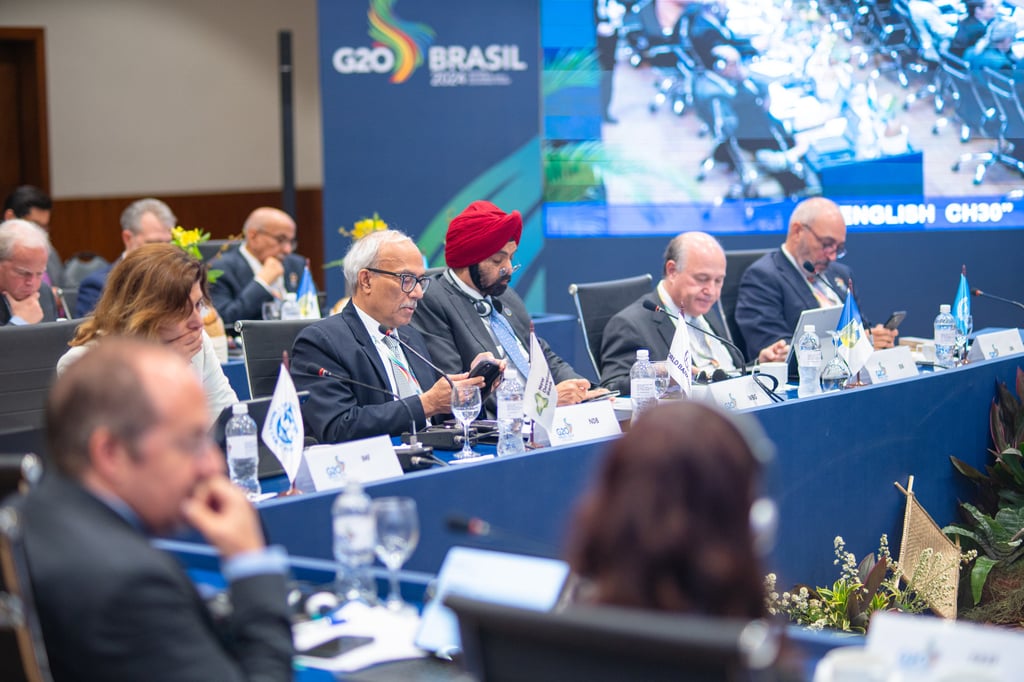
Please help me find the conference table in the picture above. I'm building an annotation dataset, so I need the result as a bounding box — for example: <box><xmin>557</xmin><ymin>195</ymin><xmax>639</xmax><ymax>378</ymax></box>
<box><xmin>255</xmin><ymin>351</ymin><xmax>1021</xmax><ymax>590</ymax></box>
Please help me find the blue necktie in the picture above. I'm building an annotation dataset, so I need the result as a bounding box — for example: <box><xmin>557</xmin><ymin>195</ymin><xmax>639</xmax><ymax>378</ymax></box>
<box><xmin>489</xmin><ymin>306</ymin><xmax>530</xmax><ymax>378</ymax></box>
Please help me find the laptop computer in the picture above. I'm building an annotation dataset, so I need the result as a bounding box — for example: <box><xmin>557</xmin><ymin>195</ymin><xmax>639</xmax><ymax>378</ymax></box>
<box><xmin>414</xmin><ymin>546</ymin><xmax>571</xmax><ymax>659</ymax></box>
<box><xmin>784</xmin><ymin>304</ymin><xmax>844</xmax><ymax>378</ymax></box>
<box><xmin>212</xmin><ymin>392</ymin><xmax>309</xmax><ymax>479</ymax></box>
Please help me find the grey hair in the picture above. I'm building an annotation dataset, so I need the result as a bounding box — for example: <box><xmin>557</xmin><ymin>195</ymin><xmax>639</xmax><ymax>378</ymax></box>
<box><xmin>663</xmin><ymin>231</ymin><xmax>723</xmax><ymax>273</ymax></box>
<box><xmin>343</xmin><ymin>229</ymin><xmax>415</xmax><ymax>294</ymax></box>
<box><xmin>0</xmin><ymin>219</ymin><xmax>51</xmax><ymax>261</ymax></box>
<box><xmin>120</xmin><ymin>198</ymin><xmax>177</xmax><ymax>234</ymax></box>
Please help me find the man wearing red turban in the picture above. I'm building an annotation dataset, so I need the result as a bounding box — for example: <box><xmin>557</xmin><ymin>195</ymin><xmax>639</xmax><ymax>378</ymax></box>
<box><xmin>411</xmin><ymin>201</ymin><xmax>597</xmax><ymax>412</ymax></box>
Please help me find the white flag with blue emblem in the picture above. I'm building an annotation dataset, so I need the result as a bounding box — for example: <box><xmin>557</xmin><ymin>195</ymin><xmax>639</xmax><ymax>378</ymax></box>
<box><xmin>523</xmin><ymin>329</ymin><xmax>557</xmax><ymax>437</ymax></box>
<box><xmin>262</xmin><ymin>363</ymin><xmax>304</xmax><ymax>482</ymax></box>
<box><xmin>666</xmin><ymin>319</ymin><xmax>693</xmax><ymax>398</ymax></box>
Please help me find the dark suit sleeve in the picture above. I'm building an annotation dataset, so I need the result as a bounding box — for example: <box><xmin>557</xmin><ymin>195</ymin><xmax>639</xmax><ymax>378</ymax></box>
<box><xmin>290</xmin><ymin>322</ymin><xmax>427</xmax><ymax>443</ymax></box>
<box><xmin>40</xmin><ymin>285</ymin><xmax>58</xmax><ymax>322</ymax></box>
<box><xmin>409</xmin><ymin>287</ymin><xmax>465</xmax><ymax>374</ymax></box>
<box><xmin>209</xmin><ymin>253</ymin><xmax>274</xmax><ymax>328</ymax></box>
<box><xmin>76</xmin><ymin>272</ymin><xmax>104</xmax><ymax>318</ymax></box>
<box><xmin>92</xmin><ymin>568</ymin><xmax>292</xmax><ymax>682</ymax></box>
<box><xmin>599</xmin><ymin>312</ymin><xmax>644</xmax><ymax>395</ymax></box>
<box><xmin>734</xmin><ymin>259</ymin><xmax>792</xmax><ymax>361</ymax></box>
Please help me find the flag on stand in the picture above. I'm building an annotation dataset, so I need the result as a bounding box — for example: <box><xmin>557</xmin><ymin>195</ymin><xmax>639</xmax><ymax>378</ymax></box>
<box><xmin>954</xmin><ymin>266</ymin><xmax>971</xmax><ymax>336</ymax></box>
<box><xmin>297</xmin><ymin>261</ymin><xmax>321</xmax><ymax>319</ymax></box>
<box><xmin>836</xmin><ymin>282</ymin><xmax>873</xmax><ymax>375</ymax></box>
<box><xmin>666</xmin><ymin>319</ymin><xmax>693</xmax><ymax>398</ymax></box>
<box><xmin>523</xmin><ymin>328</ymin><xmax>557</xmax><ymax>438</ymax></box>
<box><xmin>262</xmin><ymin>363</ymin><xmax>304</xmax><ymax>482</ymax></box>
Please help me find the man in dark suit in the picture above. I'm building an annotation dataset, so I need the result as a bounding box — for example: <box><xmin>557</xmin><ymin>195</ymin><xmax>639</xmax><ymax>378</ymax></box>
<box><xmin>291</xmin><ymin>229</ymin><xmax>485</xmax><ymax>443</ymax></box>
<box><xmin>949</xmin><ymin>0</ymin><xmax>998</xmax><ymax>57</ymax></box>
<box><xmin>209</xmin><ymin>207</ymin><xmax>306</xmax><ymax>328</ymax></box>
<box><xmin>19</xmin><ymin>338</ymin><xmax>293</xmax><ymax>682</ymax></box>
<box><xmin>410</xmin><ymin>200</ymin><xmax>596</xmax><ymax>410</ymax></box>
<box><xmin>0</xmin><ymin>219</ymin><xmax>58</xmax><ymax>325</ymax></box>
<box><xmin>75</xmin><ymin>197</ymin><xmax>175</xmax><ymax>317</ymax></box>
<box><xmin>599</xmin><ymin>231</ymin><xmax>789</xmax><ymax>394</ymax></box>
<box><xmin>734</xmin><ymin>197</ymin><xmax>897</xmax><ymax>358</ymax></box>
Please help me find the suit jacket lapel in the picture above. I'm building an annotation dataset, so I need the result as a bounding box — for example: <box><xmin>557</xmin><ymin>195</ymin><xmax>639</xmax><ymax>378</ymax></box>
<box><xmin>341</xmin><ymin>302</ymin><xmax>390</xmax><ymax>388</ymax></box>
<box><xmin>443</xmin><ymin>277</ymin><xmax>501</xmax><ymax>357</ymax></box>
<box><xmin>772</xmin><ymin>250</ymin><xmax>818</xmax><ymax>311</ymax></box>
<box><xmin>645</xmin><ymin>293</ymin><xmax>675</xmax><ymax>351</ymax></box>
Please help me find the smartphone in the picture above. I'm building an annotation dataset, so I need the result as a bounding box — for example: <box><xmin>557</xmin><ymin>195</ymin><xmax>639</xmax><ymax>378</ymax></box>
<box><xmin>468</xmin><ymin>360</ymin><xmax>502</xmax><ymax>400</ymax></box>
<box><xmin>884</xmin><ymin>311</ymin><xmax>907</xmax><ymax>330</ymax></box>
<box><xmin>582</xmin><ymin>390</ymin><xmax>620</xmax><ymax>403</ymax></box>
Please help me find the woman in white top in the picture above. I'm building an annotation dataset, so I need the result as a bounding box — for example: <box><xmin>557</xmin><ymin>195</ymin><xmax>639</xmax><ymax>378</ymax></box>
<box><xmin>57</xmin><ymin>243</ymin><xmax>237</xmax><ymax>422</ymax></box>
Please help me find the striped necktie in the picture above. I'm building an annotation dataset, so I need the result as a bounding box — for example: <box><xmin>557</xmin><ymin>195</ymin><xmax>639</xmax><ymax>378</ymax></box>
<box><xmin>381</xmin><ymin>334</ymin><xmax>421</xmax><ymax>398</ymax></box>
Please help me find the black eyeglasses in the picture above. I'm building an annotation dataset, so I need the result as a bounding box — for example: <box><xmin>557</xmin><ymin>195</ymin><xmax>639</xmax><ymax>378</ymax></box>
<box><xmin>259</xmin><ymin>230</ymin><xmax>297</xmax><ymax>248</ymax></box>
<box><xmin>365</xmin><ymin>267</ymin><xmax>431</xmax><ymax>293</ymax></box>
<box><xmin>800</xmin><ymin>223</ymin><xmax>847</xmax><ymax>259</ymax></box>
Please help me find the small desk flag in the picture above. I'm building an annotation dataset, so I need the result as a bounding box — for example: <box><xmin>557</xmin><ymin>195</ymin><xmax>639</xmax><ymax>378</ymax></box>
<box><xmin>524</xmin><ymin>329</ymin><xmax>557</xmax><ymax>437</ymax></box>
<box><xmin>954</xmin><ymin>266</ymin><xmax>971</xmax><ymax>336</ymax></box>
<box><xmin>297</xmin><ymin>262</ymin><xmax>321</xmax><ymax>319</ymax></box>
<box><xmin>836</xmin><ymin>284</ymin><xmax>873</xmax><ymax>375</ymax></box>
<box><xmin>262</xmin><ymin>363</ymin><xmax>304</xmax><ymax>482</ymax></box>
<box><xmin>666</xmin><ymin>318</ymin><xmax>693</xmax><ymax>398</ymax></box>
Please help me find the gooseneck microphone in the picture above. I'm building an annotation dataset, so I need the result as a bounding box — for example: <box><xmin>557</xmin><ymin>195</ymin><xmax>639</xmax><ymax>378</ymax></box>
<box><xmin>972</xmin><ymin>288</ymin><xmax>1024</xmax><ymax>312</ymax></box>
<box><xmin>802</xmin><ymin>260</ymin><xmax>846</xmax><ymax>302</ymax></box>
<box><xmin>641</xmin><ymin>299</ymin><xmax>748</xmax><ymax>373</ymax></box>
<box><xmin>378</xmin><ymin>325</ymin><xmax>455</xmax><ymax>389</ymax></box>
<box><xmin>445</xmin><ymin>514</ymin><xmax>558</xmax><ymax>556</ymax></box>
<box><xmin>310</xmin><ymin>365</ymin><xmax>446</xmax><ymax>467</ymax></box>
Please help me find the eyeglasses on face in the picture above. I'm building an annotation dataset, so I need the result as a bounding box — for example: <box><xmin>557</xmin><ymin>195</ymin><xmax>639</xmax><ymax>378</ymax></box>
<box><xmin>260</xmin><ymin>230</ymin><xmax>297</xmax><ymax>248</ymax></box>
<box><xmin>365</xmin><ymin>267</ymin><xmax>431</xmax><ymax>294</ymax></box>
<box><xmin>800</xmin><ymin>223</ymin><xmax>847</xmax><ymax>259</ymax></box>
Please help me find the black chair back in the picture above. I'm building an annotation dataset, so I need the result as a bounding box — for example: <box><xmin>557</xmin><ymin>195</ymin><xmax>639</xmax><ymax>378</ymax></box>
<box><xmin>0</xmin><ymin>500</ymin><xmax>53</xmax><ymax>682</ymax></box>
<box><xmin>568</xmin><ymin>274</ymin><xmax>653</xmax><ymax>377</ymax></box>
<box><xmin>236</xmin><ymin>319</ymin><xmax>317</xmax><ymax>398</ymax></box>
<box><xmin>720</xmin><ymin>249</ymin><xmax>772</xmax><ymax>359</ymax></box>
<box><xmin>984</xmin><ymin>68</ymin><xmax>1024</xmax><ymax>141</ymax></box>
<box><xmin>197</xmin><ymin>238</ymin><xmax>240</xmax><ymax>262</ymax></box>
<box><xmin>0</xmin><ymin>454</ymin><xmax>43</xmax><ymax>505</ymax></box>
<box><xmin>939</xmin><ymin>49</ymin><xmax>995</xmax><ymax>137</ymax></box>
<box><xmin>0</xmin><ymin>320</ymin><xmax>80</xmax><ymax>432</ymax></box>
<box><xmin>446</xmin><ymin>594</ymin><xmax>780</xmax><ymax>682</ymax></box>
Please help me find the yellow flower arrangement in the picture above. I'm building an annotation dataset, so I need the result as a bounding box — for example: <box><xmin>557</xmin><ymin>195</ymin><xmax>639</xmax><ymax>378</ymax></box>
<box><xmin>170</xmin><ymin>226</ymin><xmax>224</xmax><ymax>283</ymax></box>
<box><xmin>324</xmin><ymin>212</ymin><xmax>389</xmax><ymax>270</ymax></box>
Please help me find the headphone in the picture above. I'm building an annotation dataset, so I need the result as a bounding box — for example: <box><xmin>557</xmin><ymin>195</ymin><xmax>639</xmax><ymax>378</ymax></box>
<box><xmin>444</xmin><ymin>270</ymin><xmax>509</xmax><ymax>318</ymax></box>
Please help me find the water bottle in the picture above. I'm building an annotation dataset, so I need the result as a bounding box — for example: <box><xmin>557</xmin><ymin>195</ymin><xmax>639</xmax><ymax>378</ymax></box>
<box><xmin>934</xmin><ymin>304</ymin><xmax>956</xmax><ymax>369</ymax></box>
<box><xmin>279</xmin><ymin>292</ymin><xmax>301</xmax><ymax>320</ymax></box>
<box><xmin>496</xmin><ymin>368</ymin><xmax>526</xmax><ymax>456</ymax></box>
<box><xmin>332</xmin><ymin>480</ymin><xmax>376</xmax><ymax>604</ymax></box>
<box><xmin>797</xmin><ymin>325</ymin><xmax>823</xmax><ymax>398</ymax></box>
<box><xmin>225</xmin><ymin>403</ymin><xmax>261</xmax><ymax>499</ymax></box>
<box><xmin>630</xmin><ymin>349</ymin><xmax>657</xmax><ymax>421</ymax></box>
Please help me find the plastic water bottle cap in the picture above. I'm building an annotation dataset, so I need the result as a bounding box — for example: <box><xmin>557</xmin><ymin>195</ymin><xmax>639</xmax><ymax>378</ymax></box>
<box><xmin>939</xmin><ymin>304</ymin><xmax>951</xmax><ymax>313</ymax></box>
<box><xmin>636</xmin><ymin>349</ymin><xmax>650</xmax><ymax>360</ymax></box>
<box><xmin>232</xmin><ymin>403</ymin><xmax>248</xmax><ymax>415</ymax></box>
<box><xmin>804</xmin><ymin>324</ymin><xmax>815</xmax><ymax>332</ymax></box>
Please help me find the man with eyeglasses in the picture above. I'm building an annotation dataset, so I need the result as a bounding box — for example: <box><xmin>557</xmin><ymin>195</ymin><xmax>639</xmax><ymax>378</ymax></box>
<box><xmin>291</xmin><ymin>229</ymin><xmax>487</xmax><ymax>443</ymax></box>
<box><xmin>209</xmin><ymin>206</ymin><xmax>306</xmax><ymax>328</ymax></box>
<box><xmin>411</xmin><ymin>201</ymin><xmax>597</xmax><ymax>412</ymax></box>
<box><xmin>19</xmin><ymin>338</ymin><xmax>294</xmax><ymax>681</ymax></box>
<box><xmin>0</xmin><ymin>219</ymin><xmax>58</xmax><ymax>325</ymax></box>
<box><xmin>735</xmin><ymin>197</ymin><xmax>897</xmax><ymax>359</ymax></box>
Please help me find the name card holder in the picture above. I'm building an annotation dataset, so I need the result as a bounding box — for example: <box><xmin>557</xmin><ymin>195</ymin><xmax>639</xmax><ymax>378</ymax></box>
<box><xmin>297</xmin><ymin>435</ymin><xmax>404</xmax><ymax>492</ymax></box>
<box><xmin>967</xmin><ymin>329</ymin><xmax>1024</xmax><ymax>363</ymax></box>
<box><xmin>702</xmin><ymin>375</ymin><xmax>775</xmax><ymax>410</ymax></box>
<box><xmin>864</xmin><ymin>346</ymin><xmax>919</xmax><ymax>384</ymax></box>
<box><xmin>547</xmin><ymin>400</ymin><xmax>621</xmax><ymax>446</ymax></box>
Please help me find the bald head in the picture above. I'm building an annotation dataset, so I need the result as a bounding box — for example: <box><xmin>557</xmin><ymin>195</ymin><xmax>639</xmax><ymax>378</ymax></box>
<box><xmin>243</xmin><ymin>207</ymin><xmax>296</xmax><ymax>263</ymax></box>
<box><xmin>663</xmin><ymin>231</ymin><xmax>726</xmax><ymax>317</ymax></box>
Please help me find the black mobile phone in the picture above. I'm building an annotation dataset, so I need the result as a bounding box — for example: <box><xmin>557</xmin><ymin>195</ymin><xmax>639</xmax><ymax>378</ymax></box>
<box><xmin>884</xmin><ymin>311</ymin><xmax>907</xmax><ymax>330</ymax></box>
<box><xmin>468</xmin><ymin>360</ymin><xmax>502</xmax><ymax>400</ymax></box>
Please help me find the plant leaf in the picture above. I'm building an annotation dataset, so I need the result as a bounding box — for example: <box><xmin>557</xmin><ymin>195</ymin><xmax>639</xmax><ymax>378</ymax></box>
<box><xmin>971</xmin><ymin>556</ymin><xmax>998</xmax><ymax>605</ymax></box>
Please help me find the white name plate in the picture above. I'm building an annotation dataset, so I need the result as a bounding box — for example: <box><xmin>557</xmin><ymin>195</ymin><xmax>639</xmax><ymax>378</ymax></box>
<box><xmin>864</xmin><ymin>346</ymin><xmax>919</xmax><ymax>384</ymax></box>
<box><xmin>548</xmin><ymin>400</ymin><xmax>621</xmax><ymax>446</ymax></box>
<box><xmin>301</xmin><ymin>435</ymin><xmax>403</xmax><ymax>492</ymax></box>
<box><xmin>968</xmin><ymin>329</ymin><xmax>1024</xmax><ymax>362</ymax></box>
<box><xmin>704</xmin><ymin>375</ymin><xmax>775</xmax><ymax>410</ymax></box>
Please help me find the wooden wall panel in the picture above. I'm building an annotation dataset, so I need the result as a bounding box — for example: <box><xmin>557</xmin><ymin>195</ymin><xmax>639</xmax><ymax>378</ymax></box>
<box><xmin>50</xmin><ymin>188</ymin><xmax>325</xmax><ymax>287</ymax></box>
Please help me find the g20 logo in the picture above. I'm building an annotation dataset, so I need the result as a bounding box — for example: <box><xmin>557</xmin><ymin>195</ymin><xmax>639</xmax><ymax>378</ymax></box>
<box><xmin>332</xmin><ymin>46</ymin><xmax>395</xmax><ymax>74</ymax></box>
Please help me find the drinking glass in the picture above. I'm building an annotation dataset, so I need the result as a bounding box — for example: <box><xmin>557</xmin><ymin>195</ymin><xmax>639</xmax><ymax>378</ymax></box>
<box><xmin>451</xmin><ymin>385</ymin><xmax>482</xmax><ymax>460</ymax></box>
<box><xmin>651</xmin><ymin>361</ymin><xmax>671</xmax><ymax>399</ymax></box>
<box><xmin>820</xmin><ymin>331</ymin><xmax>851</xmax><ymax>392</ymax></box>
<box><xmin>372</xmin><ymin>497</ymin><xmax>420</xmax><ymax>613</ymax></box>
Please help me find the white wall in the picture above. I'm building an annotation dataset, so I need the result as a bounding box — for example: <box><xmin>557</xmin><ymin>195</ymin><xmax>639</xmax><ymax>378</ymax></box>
<box><xmin>0</xmin><ymin>0</ymin><xmax>322</xmax><ymax>197</ymax></box>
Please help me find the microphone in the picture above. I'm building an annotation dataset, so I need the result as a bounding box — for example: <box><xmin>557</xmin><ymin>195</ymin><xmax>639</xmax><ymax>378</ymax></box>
<box><xmin>445</xmin><ymin>513</ymin><xmax>558</xmax><ymax>556</ymax></box>
<box><xmin>378</xmin><ymin>325</ymin><xmax>454</xmax><ymax>389</ymax></box>
<box><xmin>310</xmin><ymin>365</ymin><xmax>445</xmax><ymax>467</ymax></box>
<box><xmin>641</xmin><ymin>299</ymin><xmax>747</xmax><ymax>373</ymax></box>
<box><xmin>802</xmin><ymin>260</ymin><xmax>846</xmax><ymax>302</ymax></box>
<box><xmin>972</xmin><ymin>288</ymin><xmax>1024</xmax><ymax>312</ymax></box>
